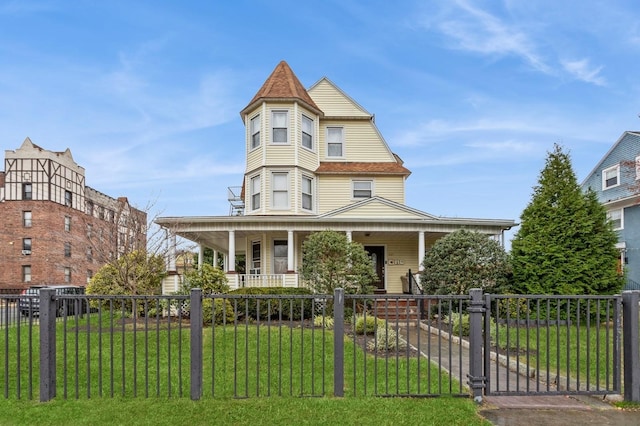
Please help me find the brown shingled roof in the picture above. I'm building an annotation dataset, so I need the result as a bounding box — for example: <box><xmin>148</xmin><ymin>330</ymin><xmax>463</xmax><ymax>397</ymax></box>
<box><xmin>240</xmin><ymin>61</ymin><xmax>322</xmax><ymax>116</ymax></box>
<box><xmin>315</xmin><ymin>161</ymin><xmax>411</xmax><ymax>176</ymax></box>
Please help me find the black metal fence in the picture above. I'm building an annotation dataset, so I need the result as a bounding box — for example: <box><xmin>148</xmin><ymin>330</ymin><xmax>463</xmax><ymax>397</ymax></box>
<box><xmin>1</xmin><ymin>288</ymin><xmax>639</xmax><ymax>402</ymax></box>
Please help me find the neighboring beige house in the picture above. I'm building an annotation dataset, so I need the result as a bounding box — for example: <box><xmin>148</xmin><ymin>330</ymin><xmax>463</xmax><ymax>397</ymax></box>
<box><xmin>156</xmin><ymin>61</ymin><xmax>515</xmax><ymax>294</ymax></box>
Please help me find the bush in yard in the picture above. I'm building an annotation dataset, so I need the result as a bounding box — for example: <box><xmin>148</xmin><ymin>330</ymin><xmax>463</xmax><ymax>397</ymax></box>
<box><xmin>354</xmin><ymin>314</ymin><xmax>387</xmax><ymax>335</ymax></box>
<box><xmin>180</xmin><ymin>263</ymin><xmax>229</xmax><ymax>294</ymax></box>
<box><xmin>420</xmin><ymin>229</ymin><xmax>512</xmax><ymax>295</ymax></box>
<box><xmin>367</xmin><ymin>326</ymin><xmax>407</xmax><ymax>352</ymax></box>
<box><xmin>229</xmin><ymin>287</ymin><xmax>314</xmax><ymax>321</ymax></box>
<box><xmin>299</xmin><ymin>230</ymin><xmax>377</xmax><ymax>295</ymax></box>
<box><xmin>202</xmin><ymin>298</ymin><xmax>235</xmax><ymax>326</ymax></box>
<box><xmin>313</xmin><ymin>315</ymin><xmax>334</xmax><ymax>329</ymax></box>
<box><xmin>443</xmin><ymin>312</ymin><xmax>470</xmax><ymax>336</ymax></box>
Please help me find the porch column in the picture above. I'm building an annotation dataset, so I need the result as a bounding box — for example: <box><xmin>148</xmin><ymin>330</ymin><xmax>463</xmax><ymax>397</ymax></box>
<box><xmin>198</xmin><ymin>244</ymin><xmax>204</xmax><ymax>270</ymax></box>
<box><xmin>418</xmin><ymin>231</ymin><xmax>425</xmax><ymax>271</ymax></box>
<box><xmin>287</xmin><ymin>230</ymin><xmax>294</xmax><ymax>272</ymax></box>
<box><xmin>228</xmin><ymin>230</ymin><xmax>236</xmax><ymax>273</ymax></box>
<box><xmin>346</xmin><ymin>231</ymin><xmax>352</xmax><ymax>242</ymax></box>
<box><xmin>213</xmin><ymin>249</ymin><xmax>218</xmax><ymax>267</ymax></box>
<box><xmin>167</xmin><ymin>230</ymin><xmax>176</xmax><ymax>272</ymax></box>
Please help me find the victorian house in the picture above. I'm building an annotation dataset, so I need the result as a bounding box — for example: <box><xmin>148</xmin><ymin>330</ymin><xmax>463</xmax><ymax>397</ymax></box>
<box><xmin>581</xmin><ymin>131</ymin><xmax>640</xmax><ymax>290</ymax></box>
<box><xmin>156</xmin><ymin>61</ymin><xmax>515</xmax><ymax>294</ymax></box>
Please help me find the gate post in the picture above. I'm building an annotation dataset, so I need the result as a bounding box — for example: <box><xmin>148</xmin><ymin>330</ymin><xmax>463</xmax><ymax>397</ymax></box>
<box><xmin>622</xmin><ymin>291</ymin><xmax>640</xmax><ymax>402</ymax></box>
<box><xmin>39</xmin><ymin>288</ymin><xmax>56</xmax><ymax>402</ymax></box>
<box><xmin>333</xmin><ymin>288</ymin><xmax>344</xmax><ymax>397</ymax></box>
<box><xmin>190</xmin><ymin>289</ymin><xmax>203</xmax><ymax>401</ymax></box>
<box><xmin>467</xmin><ymin>288</ymin><xmax>485</xmax><ymax>403</ymax></box>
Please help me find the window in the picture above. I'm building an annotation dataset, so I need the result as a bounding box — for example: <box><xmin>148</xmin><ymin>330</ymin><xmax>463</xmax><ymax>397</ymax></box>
<box><xmin>636</xmin><ymin>156</ymin><xmax>640</xmax><ymax>180</ymax></box>
<box><xmin>65</xmin><ymin>190</ymin><xmax>72</xmax><ymax>207</ymax></box>
<box><xmin>64</xmin><ymin>267</ymin><xmax>71</xmax><ymax>283</ymax></box>
<box><xmin>87</xmin><ymin>224</ymin><xmax>93</xmax><ymax>238</ymax></box>
<box><xmin>23</xmin><ymin>211</ymin><xmax>32</xmax><ymax>227</ymax></box>
<box><xmin>327</xmin><ymin>127</ymin><xmax>344</xmax><ymax>157</ymax></box>
<box><xmin>23</xmin><ymin>183</ymin><xmax>32</xmax><ymax>200</ymax></box>
<box><xmin>250</xmin><ymin>175</ymin><xmax>261</xmax><ymax>211</ymax></box>
<box><xmin>271</xmin><ymin>111</ymin><xmax>288</xmax><ymax>144</ymax></box>
<box><xmin>607</xmin><ymin>209</ymin><xmax>623</xmax><ymax>230</ymax></box>
<box><xmin>353</xmin><ymin>180</ymin><xmax>373</xmax><ymax>198</ymax></box>
<box><xmin>250</xmin><ymin>115</ymin><xmax>261</xmax><ymax>149</ymax></box>
<box><xmin>64</xmin><ymin>242</ymin><xmax>71</xmax><ymax>257</ymax></box>
<box><xmin>86</xmin><ymin>201</ymin><xmax>94</xmax><ymax>216</ymax></box>
<box><xmin>22</xmin><ymin>238</ymin><xmax>32</xmax><ymax>254</ymax></box>
<box><xmin>273</xmin><ymin>240</ymin><xmax>288</xmax><ymax>274</ymax></box>
<box><xmin>602</xmin><ymin>165</ymin><xmax>620</xmax><ymax>189</ymax></box>
<box><xmin>302</xmin><ymin>176</ymin><xmax>313</xmax><ymax>211</ymax></box>
<box><xmin>87</xmin><ymin>270</ymin><xmax>93</xmax><ymax>283</ymax></box>
<box><xmin>64</xmin><ymin>216</ymin><xmax>71</xmax><ymax>232</ymax></box>
<box><xmin>86</xmin><ymin>247</ymin><xmax>93</xmax><ymax>261</ymax></box>
<box><xmin>250</xmin><ymin>241</ymin><xmax>261</xmax><ymax>274</ymax></box>
<box><xmin>271</xmin><ymin>172</ymin><xmax>289</xmax><ymax>209</ymax></box>
<box><xmin>22</xmin><ymin>265</ymin><xmax>31</xmax><ymax>283</ymax></box>
<box><xmin>302</xmin><ymin>115</ymin><xmax>313</xmax><ymax>150</ymax></box>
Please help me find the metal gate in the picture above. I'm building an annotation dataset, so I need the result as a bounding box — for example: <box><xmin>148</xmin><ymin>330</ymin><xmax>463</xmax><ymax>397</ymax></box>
<box><xmin>483</xmin><ymin>294</ymin><xmax>622</xmax><ymax>396</ymax></box>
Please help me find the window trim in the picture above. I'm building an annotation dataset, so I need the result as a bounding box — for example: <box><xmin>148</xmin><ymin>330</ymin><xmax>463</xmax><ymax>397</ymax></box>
<box><xmin>250</xmin><ymin>114</ymin><xmax>261</xmax><ymax>150</ymax></box>
<box><xmin>301</xmin><ymin>114</ymin><xmax>314</xmax><ymax>151</ymax></box>
<box><xmin>326</xmin><ymin>126</ymin><xmax>344</xmax><ymax>158</ymax></box>
<box><xmin>271</xmin><ymin>171</ymin><xmax>290</xmax><ymax>210</ymax></box>
<box><xmin>22</xmin><ymin>265</ymin><xmax>32</xmax><ymax>283</ymax></box>
<box><xmin>250</xmin><ymin>175</ymin><xmax>261</xmax><ymax>211</ymax></box>
<box><xmin>301</xmin><ymin>175</ymin><xmax>314</xmax><ymax>211</ymax></box>
<box><xmin>271</xmin><ymin>110</ymin><xmax>289</xmax><ymax>144</ymax></box>
<box><xmin>352</xmin><ymin>180</ymin><xmax>373</xmax><ymax>199</ymax></box>
<box><xmin>607</xmin><ymin>209</ymin><xmax>624</xmax><ymax>230</ymax></box>
<box><xmin>602</xmin><ymin>164</ymin><xmax>620</xmax><ymax>190</ymax></box>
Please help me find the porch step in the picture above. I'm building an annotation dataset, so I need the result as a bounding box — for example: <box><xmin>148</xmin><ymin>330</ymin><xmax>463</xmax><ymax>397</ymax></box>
<box><xmin>373</xmin><ymin>298</ymin><xmax>421</xmax><ymax>322</ymax></box>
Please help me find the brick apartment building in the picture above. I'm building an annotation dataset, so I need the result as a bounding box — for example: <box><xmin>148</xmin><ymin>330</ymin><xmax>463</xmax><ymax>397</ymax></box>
<box><xmin>0</xmin><ymin>138</ymin><xmax>147</xmax><ymax>291</ymax></box>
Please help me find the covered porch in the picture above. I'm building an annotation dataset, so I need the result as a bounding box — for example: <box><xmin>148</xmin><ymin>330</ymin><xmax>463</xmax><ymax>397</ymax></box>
<box><xmin>156</xmin><ymin>214</ymin><xmax>514</xmax><ymax>294</ymax></box>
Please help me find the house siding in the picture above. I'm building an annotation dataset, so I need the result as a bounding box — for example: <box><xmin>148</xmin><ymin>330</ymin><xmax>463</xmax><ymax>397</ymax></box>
<box><xmin>318</xmin><ymin>120</ymin><xmax>393</xmax><ymax>162</ymax></box>
<box><xmin>317</xmin><ymin>175</ymin><xmax>404</xmax><ymax>214</ymax></box>
<box><xmin>308</xmin><ymin>79</ymin><xmax>370</xmax><ymax>117</ymax></box>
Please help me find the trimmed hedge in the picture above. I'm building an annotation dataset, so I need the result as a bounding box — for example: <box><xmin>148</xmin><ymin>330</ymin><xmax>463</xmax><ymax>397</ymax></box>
<box><xmin>228</xmin><ymin>287</ymin><xmax>315</xmax><ymax>321</ymax></box>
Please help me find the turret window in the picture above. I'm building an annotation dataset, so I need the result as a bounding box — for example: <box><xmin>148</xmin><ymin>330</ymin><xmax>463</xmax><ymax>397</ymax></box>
<box><xmin>302</xmin><ymin>176</ymin><xmax>313</xmax><ymax>211</ymax></box>
<box><xmin>250</xmin><ymin>175</ymin><xmax>261</xmax><ymax>211</ymax></box>
<box><xmin>250</xmin><ymin>115</ymin><xmax>261</xmax><ymax>149</ymax></box>
<box><xmin>302</xmin><ymin>115</ymin><xmax>313</xmax><ymax>150</ymax></box>
<box><xmin>271</xmin><ymin>172</ymin><xmax>289</xmax><ymax>209</ymax></box>
<box><xmin>272</xmin><ymin>111</ymin><xmax>288</xmax><ymax>144</ymax></box>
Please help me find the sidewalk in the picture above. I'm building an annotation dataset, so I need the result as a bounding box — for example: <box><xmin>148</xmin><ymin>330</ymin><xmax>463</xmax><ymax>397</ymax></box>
<box><xmin>399</xmin><ymin>323</ymin><xmax>637</xmax><ymax>426</ymax></box>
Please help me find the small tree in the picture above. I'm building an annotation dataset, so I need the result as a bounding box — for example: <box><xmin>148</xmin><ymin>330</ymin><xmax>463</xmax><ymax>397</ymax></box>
<box><xmin>179</xmin><ymin>263</ymin><xmax>229</xmax><ymax>294</ymax></box>
<box><xmin>87</xmin><ymin>250</ymin><xmax>166</xmax><ymax>296</ymax></box>
<box><xmin>420</xmin><ymin>229</ymin><xmax>512</xmax><ymax>295</ymax></box>
<box><xmin>299</xmin><ymin>230</ymin><xmax>377</xmax><ymax>295</ymax></box>
<box><xmin>511</xmin><ymin>144</ymin><xmax>623</xmax><ymax>295</ymax></box>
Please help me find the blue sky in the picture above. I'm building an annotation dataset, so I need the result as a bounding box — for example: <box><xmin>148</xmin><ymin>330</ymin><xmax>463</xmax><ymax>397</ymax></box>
<box><xmin>1</xmin><ymin>0</ymin><xmax>639</xmax><ymax>245</ymax></box>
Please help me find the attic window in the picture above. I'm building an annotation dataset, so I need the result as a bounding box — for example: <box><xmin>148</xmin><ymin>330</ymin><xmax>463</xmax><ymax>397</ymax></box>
<box><xmin>602</xmin><ymin>165</ymin><xmax>619</xmax><ymax>189</ymax></box>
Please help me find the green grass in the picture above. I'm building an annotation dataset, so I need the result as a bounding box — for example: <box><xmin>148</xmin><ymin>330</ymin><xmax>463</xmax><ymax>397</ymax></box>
<box><xmin>0</xmin><ymin>396</ymin><xmax>489</xmax><ymax>426</ymax></box>
<box><xmin>0</xmin><ymin>313</ymin><xmax>488</xmax><ymax>425</ymax></box>
<box><xmin>489</xmin><ymin>320</ymin><xmax>618</xmax><ymax>389</ymax></box>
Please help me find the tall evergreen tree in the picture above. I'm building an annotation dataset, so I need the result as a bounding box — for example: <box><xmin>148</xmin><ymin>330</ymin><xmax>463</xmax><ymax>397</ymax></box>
<box><xmin>511</xmin><ymin>144</ymin><xmax>623</xmax><ymax>295</ymax></box>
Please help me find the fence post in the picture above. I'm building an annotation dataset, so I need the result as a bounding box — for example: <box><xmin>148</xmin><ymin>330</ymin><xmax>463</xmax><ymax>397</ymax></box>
<box><xmin>622</xmin><ymin>291</ymin><xmax>640</xmax><ymax>402</ymax></box>
<box><xmin>39</xmin><ymin>288</ymin><xmax>56</xmax><ymax>402</ymax></box>
<box><xmin>333</xmin><ymin>288</ymin><xmax>344</xmax><ymax>397</ymax></box>
<box><xmin>190</xmin><ymin>289</ymin><xmax>203</xmax><ymax>401</ymax></box>
<box><xmin>467</xmin><ymin>288</ymin><xmax>485</xmax><ymax>403</ymax></box>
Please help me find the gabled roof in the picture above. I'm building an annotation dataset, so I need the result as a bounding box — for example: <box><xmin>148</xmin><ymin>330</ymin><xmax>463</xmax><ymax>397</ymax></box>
<box><xmin>319</xmin><ymin>196</ymin><xmax>438</xmax><ymax>220</ymax></box>
<box><xmin>240</xmin><ymin>61</ymin><xmax>322</xmax><ymax>117</ymax></box>
<box><xmin>316</xmin><ymin>161</ymin><xmax>411</xmax><ymax>176</ymax></box>
<box><xmin>581</xmin><ymin>131</ymin><xmax>640</xmax><ymax>185</ymax></box>
<box><xmin>307</xmin><ymin>77</ymin><xmax>371</xmax><ymax>118</ymax></box>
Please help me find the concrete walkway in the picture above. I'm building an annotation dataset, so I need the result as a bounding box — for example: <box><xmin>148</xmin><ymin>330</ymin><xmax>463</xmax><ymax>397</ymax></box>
<box><xmin>399</xmin><ymin>323</ymin><xmax>637</xmax><ymax>426</ymax></box>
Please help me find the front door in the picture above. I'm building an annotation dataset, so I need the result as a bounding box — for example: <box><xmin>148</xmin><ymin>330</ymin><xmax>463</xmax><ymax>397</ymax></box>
<box><xmin>364</xmin><ymin>246</ymin><xmax>385</xmax><ymax>292</ymax></box>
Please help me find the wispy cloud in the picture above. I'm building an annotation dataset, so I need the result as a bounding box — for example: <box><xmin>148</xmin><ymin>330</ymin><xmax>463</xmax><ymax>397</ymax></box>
<box><xmin>561</xmin><ymin>58</ymin><xmax>606</xmax><ymax>86</ymax></box>
<box><xmin>427</xmin><ymin>0</ymin><xmax>550</xmax><ymax>73</ymax></box>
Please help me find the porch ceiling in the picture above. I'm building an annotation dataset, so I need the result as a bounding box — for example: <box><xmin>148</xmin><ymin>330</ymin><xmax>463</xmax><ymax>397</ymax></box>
<box><xmin>156</xmin><ymin>215</ymin><xmax>515</xmax><ymax>252</ymax></box>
